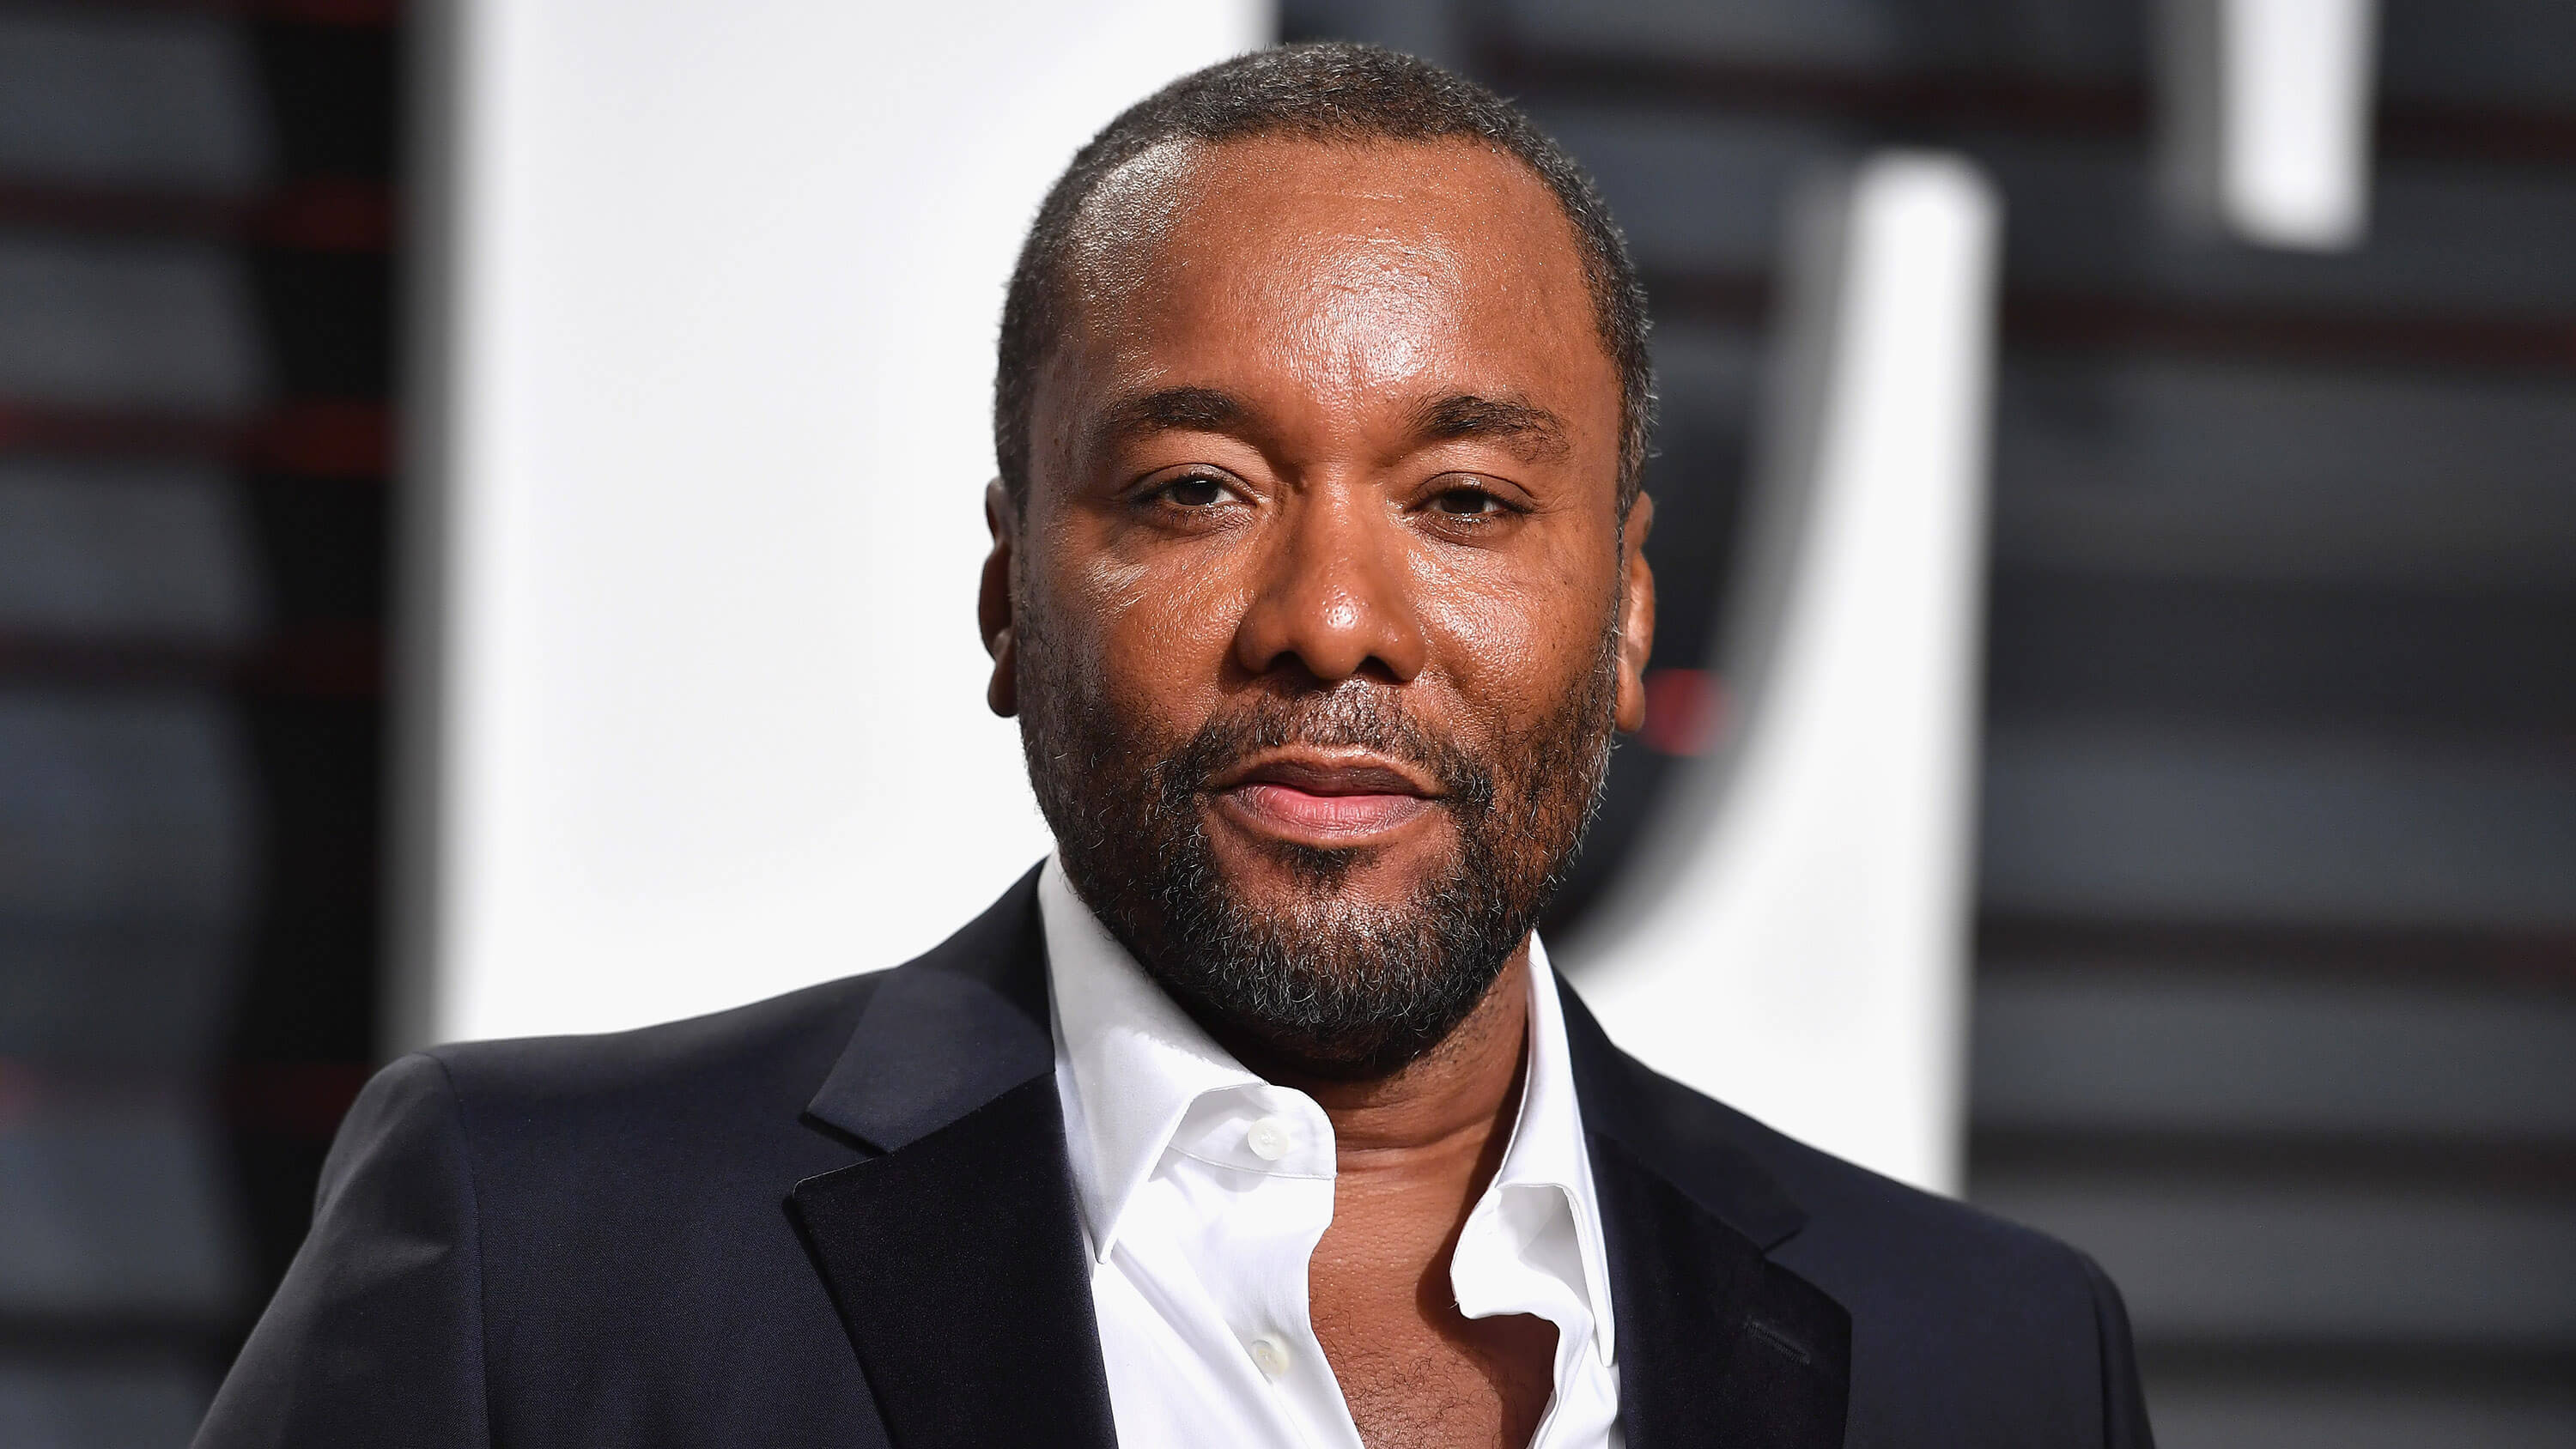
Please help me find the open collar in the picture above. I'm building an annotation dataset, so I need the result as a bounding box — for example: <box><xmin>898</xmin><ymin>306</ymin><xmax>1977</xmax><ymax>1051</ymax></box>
<box><xmin>1041</xmin><ymin>857</ymin><xmax>1620</xmax><ymax>1369</ymax></box>
<box><xmin>787</xmin><ymin>866</ymin><xmax>1851</xmax><ymax>1449</ymax></box>
<box><xmin>1558</xmin><ymin>983</ymin><xmax>1853</xmax><ymax>1449</ymax></box>
<box><xmin>1040</xmin><ymin>858</ymin><xmax>1273</xmax><ymax>1263</ymax></box>
<box><xmin>1473</xmin><ymin>929</ymin><xmax>1619</xmax><ymax>1367</ymax></box>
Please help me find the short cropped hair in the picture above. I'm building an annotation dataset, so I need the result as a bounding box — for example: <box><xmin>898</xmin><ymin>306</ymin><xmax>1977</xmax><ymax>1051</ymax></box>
<box><xmin>993</xmin><ymin>41</ymin><xmax>1655</xmax><ymax>513</ymax></box>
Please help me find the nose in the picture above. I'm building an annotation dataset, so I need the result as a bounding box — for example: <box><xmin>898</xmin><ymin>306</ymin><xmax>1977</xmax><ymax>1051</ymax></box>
<box><xmin>1230</xmin><ymin>486</ymin><xmax>1428</xmax><ymax>686</ymax></box>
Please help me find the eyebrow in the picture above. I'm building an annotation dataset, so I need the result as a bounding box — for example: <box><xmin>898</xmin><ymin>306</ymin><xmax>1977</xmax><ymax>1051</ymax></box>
<box><xmin>1085</xmin><ymin>385</ymin><xmax>1572</xmax><ymax>466</ymax></box>
<box><xmin>1411</xmin><ymin>392</ymin><xmax>1571</xmax><ymax>464</ymax></box>
<box><xmin>1088</xmin><ymin>386</ymin><xmax>1248</xmax><ymax>454</ymax></box>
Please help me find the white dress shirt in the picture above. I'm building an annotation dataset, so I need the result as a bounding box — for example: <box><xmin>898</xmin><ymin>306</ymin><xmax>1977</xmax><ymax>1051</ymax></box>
<box><xmin>1041</xmin><ymin>858</ymin><xmax>1621</xmax><ymax>1448</ymax></box>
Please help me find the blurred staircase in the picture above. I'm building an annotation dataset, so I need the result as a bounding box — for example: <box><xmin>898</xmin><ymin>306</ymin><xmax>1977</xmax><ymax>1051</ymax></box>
<box><xmin>0</xmin><ymin>5</ymin><xmax>395</xmax><ymax>1443</ymax></box>
<box><xmin>1293</xmin><ymin>1</ymin><xmax>2576</xmax><ymax>1443</ymax></box>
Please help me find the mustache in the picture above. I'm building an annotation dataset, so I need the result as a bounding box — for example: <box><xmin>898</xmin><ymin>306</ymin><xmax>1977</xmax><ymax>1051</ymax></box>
<box><xmin>1153</xmin><ymin>688</ymin><xmax>1498</xmax><ymax>818</ymax></box>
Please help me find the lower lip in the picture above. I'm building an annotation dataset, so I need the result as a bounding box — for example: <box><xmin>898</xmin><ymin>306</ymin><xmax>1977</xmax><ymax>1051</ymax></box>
<box><xmin>1219</xmin><ymin>783</ymin><xmax>1437</xmax><ymax>843</ymax></box>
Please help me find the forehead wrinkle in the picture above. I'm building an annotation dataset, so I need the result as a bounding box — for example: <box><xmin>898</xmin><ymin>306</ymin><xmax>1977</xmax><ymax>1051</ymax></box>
<box><xmin>1041</xmin><ymin>136</ymin><xmax>1617</xmax><ymax>491</ymax></box>
<box><xmin>1068</xmin><ymin>136</ymin><xmax>1528</xmax><ymax>326</ymax></box>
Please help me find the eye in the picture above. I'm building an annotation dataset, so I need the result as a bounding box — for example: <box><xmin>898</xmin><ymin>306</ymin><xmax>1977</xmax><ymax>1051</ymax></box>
<box><xmin>1429</xmin><ymin>483</ymin><xmax>1505</xmax><ymax>517</ymax></box>
<box><xmin>1151</xmin><ymin>472</ymin><xmax>1234</xmax><ymax>508</ymax></box>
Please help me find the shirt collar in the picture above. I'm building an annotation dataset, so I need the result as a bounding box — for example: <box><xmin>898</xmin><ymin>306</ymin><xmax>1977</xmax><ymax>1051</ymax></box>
<box><xmin>1481</xmin><ymin>925</ymin><xmax>1619</xmax><ymax>1367</ymax></box>
<box><xmin>1038</xmin><ymin>854</ymin><xmax>1617</xmax><ymax>1365</ymax></box>
<box><xmin>1042</xmin><ymin>858</ymin><xmax>1267</xmax><ymax>1263</ymax></box>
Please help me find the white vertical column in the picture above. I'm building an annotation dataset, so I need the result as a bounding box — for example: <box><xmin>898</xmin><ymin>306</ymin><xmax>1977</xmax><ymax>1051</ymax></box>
<box><xmin>2161</xmin><ymin>0</ymin><xmax>2381</xmax><ymax>250</ymax></box>
<box><xmin>1566</xmin><ymin>155</ymin><xmax>2002</xmax><ymax>1193</ymax></box>
<box><xmin>396</xmin><ymin>0</ymin><xmax>1267</xmax><ymax>1049</ymax></box>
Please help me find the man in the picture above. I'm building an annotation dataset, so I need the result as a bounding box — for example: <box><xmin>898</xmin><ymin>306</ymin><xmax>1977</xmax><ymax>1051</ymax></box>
<box><xmin>201</xmin><ymin>43</ymin><xmax>2150</xmax><ymax>1449</ymax></box>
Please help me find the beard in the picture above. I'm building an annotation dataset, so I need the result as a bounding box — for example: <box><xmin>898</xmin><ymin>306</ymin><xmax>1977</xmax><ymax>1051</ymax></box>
<box><xmin>1018</xmin><ymin>608</ymin><xmax>1620</xmax><ymax>1080</ymax></box>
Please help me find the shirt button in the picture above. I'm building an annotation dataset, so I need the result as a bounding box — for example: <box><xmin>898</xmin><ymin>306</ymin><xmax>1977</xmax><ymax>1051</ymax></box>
<box><xmin>1248</xmin><ymin>1334</ymin><xmax>1291</xmax><ymax>1379</ymax></box>
<box><xmin>1245</xmin><ymin>1116</ymin><xmax>1293</xmax><ymax>1161</ymax></box>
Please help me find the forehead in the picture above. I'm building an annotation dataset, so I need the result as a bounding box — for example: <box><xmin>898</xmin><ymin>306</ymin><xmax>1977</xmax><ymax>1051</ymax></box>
<box><xmin>1041</xmin><ymin>136</ymin><xmax>1617</xmax><ymax>458</ymax></box>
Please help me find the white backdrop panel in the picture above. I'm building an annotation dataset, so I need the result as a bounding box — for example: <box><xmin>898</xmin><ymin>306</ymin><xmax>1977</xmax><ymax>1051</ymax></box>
<box><xmin>405</xmin><ymin>0</ymin><xmax>1269</xmax><ymax>1046</ymax></box>
<box><xmin>1568</xmin><ymin>156</ymin><xmax>1999</xmax><ymax>1192</ymax></box>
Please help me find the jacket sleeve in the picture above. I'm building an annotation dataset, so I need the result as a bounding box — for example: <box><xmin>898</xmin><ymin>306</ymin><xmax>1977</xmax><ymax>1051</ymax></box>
<box><xmin>2081</xmin><ymin>1251</ymin><xmax>2156</xmax><ymax>1449</ymax></box>
<box><xmin>196</xmin><ymin>1053</ymin><xmax>492</xmax><ymax>1449</ymax></box>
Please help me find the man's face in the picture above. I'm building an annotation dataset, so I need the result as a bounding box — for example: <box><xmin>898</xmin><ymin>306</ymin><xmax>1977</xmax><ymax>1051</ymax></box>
<box><xmin>986</xmin><ymin>136</ymin><xmax>1655</xmax><ymax>1076</ymax></box>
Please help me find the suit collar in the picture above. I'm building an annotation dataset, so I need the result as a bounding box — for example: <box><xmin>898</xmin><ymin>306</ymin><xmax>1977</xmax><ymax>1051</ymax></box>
<box><xmin>804</xmin><ymin>866</ymin><xmax>1054</xmax><ymax>1152</ymax></box>
<box><xmin>788</xmin><ymin>865</ymin><xmax>1120</xmax><ymax>1449</ymax></box>
<box><xmin>803</xmin><ymin>867</ymin><xmax>1818</xmax><ymax>1247</ymax></box>
<box><xmin>1044</xmin><ymin>861</ymin><xmax>1623</xmax><ymax>1371</ymax></box>
<box><xmin>1557</xmin><ymin>978</ymin><xmax>1810</xmax><ymax>1251</ymax></box>
<box><xmin>1557</xmin><ymin>979</ymin><xmax>1852</xmax><ymax>1448</ymax></box>
<box><xmin>792</xmin><ymin>872</ymin><xmax>1848</xmax><ymax>1449</ymax></box>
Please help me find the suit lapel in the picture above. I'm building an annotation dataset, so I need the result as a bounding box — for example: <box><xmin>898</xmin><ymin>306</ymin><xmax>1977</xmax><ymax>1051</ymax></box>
<box><xmin>1563</xmin><ymin>985</ymin><xmax>1852</xmax><ymax>1449</ymax></box>
<box><xmin>791</xmin><ymin>1077</ymin><xmax>1118</xmax><ymax>1449</ymax></box>
<box><xmin>786</xmin><ymin>870</ymin><xmax>1120</xmax><ymax>1449</ymax></box>
<box><xmin>782</xmin><ymin>870</ymin><xmax>1847</xmax><ymax>1449</ymax></box>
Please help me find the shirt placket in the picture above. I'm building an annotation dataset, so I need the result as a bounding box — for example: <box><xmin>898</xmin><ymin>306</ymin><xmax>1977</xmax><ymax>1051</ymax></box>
<box><xmin>1171</xmin><ymin>1085</ymin><xmax>1357</xmax><ymax>1449</ymax></box>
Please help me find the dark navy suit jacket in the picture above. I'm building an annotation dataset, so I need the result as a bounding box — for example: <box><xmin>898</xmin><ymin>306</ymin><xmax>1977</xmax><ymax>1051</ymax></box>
<box><xmin>198</xmin><ymin>869</ymin><xmax>2153</xmax><ymax>1447</ymax></box>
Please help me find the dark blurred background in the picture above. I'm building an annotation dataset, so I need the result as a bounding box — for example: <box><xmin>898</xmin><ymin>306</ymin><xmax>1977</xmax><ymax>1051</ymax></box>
<box><xmin>1406</xmin><ymin>3</ymin><xmax>2575</xmax><ymax>1444</ymax></box>
<box><xmin>3</xmin><ymin>1</ymin><xmax>2571</xmax><ymax>1445</ymax></box>
<box><xmin>0</xmin><ymin>2</ymin><xmax>392</xmax><ymax>1440</ymax></box>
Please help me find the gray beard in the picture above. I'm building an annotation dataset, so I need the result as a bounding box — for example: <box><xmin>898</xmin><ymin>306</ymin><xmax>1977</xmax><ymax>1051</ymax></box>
<box><xmin>1018</xmin><ymin>615</ymin><xmax>1619</xmax><ymax>1079</ymax></box>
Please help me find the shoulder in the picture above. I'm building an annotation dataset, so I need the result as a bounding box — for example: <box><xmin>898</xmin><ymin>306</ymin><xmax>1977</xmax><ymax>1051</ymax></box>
<box><xmin>325</xmin><ymin>971</ymin><xmax>895</xmax><ymax>1210</ymax></box>
<box><xmin>395</xmin><ymin>867</ymin><xmax>1049</xmax><ymax>1142</ymax></box>
<box><xmin>1632</xmin><ymin>1059</ymin><xmax>2108</xmax><ymax>1305</ymax></box>
<box><xmin>358</xmin><ymin>867</ymin><xmax>1048</xmax><ymax>1180</ymax></box>
<box><xmin>1571</xmin><ymin>998</ymin><xmax>2099</xmax><ymax>1302</ymax></box>
<box><xmin>1701</xmin><ymin>1076</ymin><xmax>2093</xmax><ymax>1286</ymax></box>
<box><xmin>1621</xmin><ymin>1066</ymin><xmax>2140</xmax><ymax>1444</ymax></box>
<box><xmin>319</xmin><ymin>973</ymin><xmax>901</xmax><ymax>1311</ymax></box>
<box><xmin>423</xmin><ymin>971</ymin><xmax>885</xmax><ymax>1105</ymax></box>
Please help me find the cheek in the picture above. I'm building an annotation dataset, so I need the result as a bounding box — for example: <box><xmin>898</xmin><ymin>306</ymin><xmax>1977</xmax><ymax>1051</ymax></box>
<box><xmin>1411</xmin><ymin>536</ymin><xmax>1613</xmax><ymax>731</ymax></box>
<box><xmin>1039</xmin><ymin>530</ymin><xmax>1247</xmax><ymax>731</ymax></box>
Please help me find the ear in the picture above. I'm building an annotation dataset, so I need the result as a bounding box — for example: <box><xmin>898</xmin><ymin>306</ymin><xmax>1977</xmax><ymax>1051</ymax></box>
<box><xmin>979</xmin><ymin>478</ymin><xmax>1021</xmax><ymax>718</ymax></box>
<box><xmin>1613</xmin><ymin>492</ymin><xmax>1656</xmax><ymax>734</ymax></box>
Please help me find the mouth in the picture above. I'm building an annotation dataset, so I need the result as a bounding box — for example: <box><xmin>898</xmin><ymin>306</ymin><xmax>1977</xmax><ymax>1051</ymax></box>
<box><xmin>1208</xmin><ymin>748</ymin><xmax>1443</xmax><ymax>847</ymax></box>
